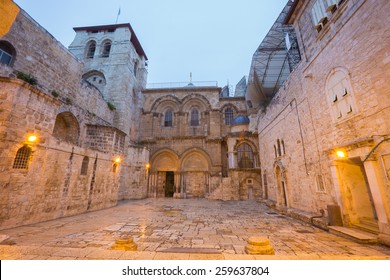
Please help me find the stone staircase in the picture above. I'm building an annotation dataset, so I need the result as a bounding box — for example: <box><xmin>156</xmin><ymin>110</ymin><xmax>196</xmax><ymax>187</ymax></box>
<box><xmin>207</xmin><ymin>178</ymin><xmax>238</xmax><ymax>200</ymax></box>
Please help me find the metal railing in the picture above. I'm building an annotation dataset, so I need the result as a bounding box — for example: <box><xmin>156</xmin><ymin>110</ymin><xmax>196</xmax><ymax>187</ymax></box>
<box><xmin>146</xmin><ymin>81</ymin><xmax>218</xmax><ymax>89</ymax></box>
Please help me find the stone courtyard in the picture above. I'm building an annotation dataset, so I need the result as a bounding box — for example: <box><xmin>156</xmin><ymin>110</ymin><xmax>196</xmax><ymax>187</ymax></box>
<box><xmin>1</xmin><ymin>199</ymin><xmax>389</xmax><ymax>260</ymax></box>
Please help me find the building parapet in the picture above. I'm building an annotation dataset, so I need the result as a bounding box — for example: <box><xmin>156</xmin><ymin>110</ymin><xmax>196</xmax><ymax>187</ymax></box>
<box><xmin>146</xmin><ymin>81</ymin><xmax>218</xmax><ymax>89</ymax></box>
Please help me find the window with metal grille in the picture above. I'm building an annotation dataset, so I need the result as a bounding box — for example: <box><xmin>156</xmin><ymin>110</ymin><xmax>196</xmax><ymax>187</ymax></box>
<box><xmin>13</xmin><ymin>145</ymin><xmax>32</xmax><ymax>169</ymax></box>
<box><xmin>237</xmin><ymin>143</ymin><xmax>254</xmax><ymax>168</ymax></box>
<box><xmin>80</xmin><ymin>156</ymin><xmax>89</xmax><ymax>175</ymax></box>
<box><xmin>86</xmin><ymin>41</ymin><xmax>96</xmax><ymax>58</ymax></box>
<box><xmin>224</xmin><ymin>107</ymin><xmax>234</xmax><ymax>125</ymax></box>
<box><xmin>164</xmin><ymin>109</ymin><xmax>173</xmax><ymax>127</ymax></box>
<box><xmin>190</xmin><ymin>108</ymin><xmax>199</xmax><ymax>126</ymax></box>
<box><xmin>102</xmin><ymin>41</ymin><xmax>111</xmax><ymax>57</ymax></box>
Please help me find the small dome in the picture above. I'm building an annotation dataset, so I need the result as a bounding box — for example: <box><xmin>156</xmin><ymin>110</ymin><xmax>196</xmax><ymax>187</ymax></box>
<box><xmin>231</xmin><ymin>116</ymin><xmax>250</xmax><ymax>125</ymax></box>
<box><xmin>185</xmin><ymin>82</ymin><xmax>195</xmax><ymax>87</ymax></box>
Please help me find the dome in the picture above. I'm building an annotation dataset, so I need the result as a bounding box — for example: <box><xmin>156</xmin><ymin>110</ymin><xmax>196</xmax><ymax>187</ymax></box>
<box><xmin>231</xmin><ymin>116</ymin><xmax>250</xmax><ymax>125</ymax></box>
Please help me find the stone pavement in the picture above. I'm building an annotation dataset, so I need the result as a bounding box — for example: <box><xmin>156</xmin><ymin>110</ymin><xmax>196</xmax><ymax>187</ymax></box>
<box><xmin>1</xmin><ymin>199</ymin><xmax>390</xmax><ymax>260</ymax></box>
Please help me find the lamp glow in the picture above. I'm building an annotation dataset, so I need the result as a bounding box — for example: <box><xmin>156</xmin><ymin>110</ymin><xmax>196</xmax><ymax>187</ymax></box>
<box><xmin>115</xmin><ymin>157</ymin><xmax>121</xmax><ymax>163</ymax></box>
<box><xmin>336</xmin><ymin>150</ymin><xmax>346</xmax><ymax>158</ymax></box>
<box><xmin>146</xmin><ymin>163</ymin><xmax>150</xmax><ymax>169</ymax></box>
<box><xmin>27</xmin><ymin>135</ymin><xmax>37</xmax><ymax>142</ymax></box>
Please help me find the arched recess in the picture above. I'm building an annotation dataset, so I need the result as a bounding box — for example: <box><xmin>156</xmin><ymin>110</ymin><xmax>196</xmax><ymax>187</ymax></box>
<box><xmin>0</xmin><ymin>40</ymin><xmax>16</xmax><ymax>66</ymax></box>
<box><xmin>82</xmin><ymin>70</ymin><xmax>106</xmax><ymax>94</ymax></box>
<box><xmin>180</xmin><ymin>149</ymin><xmax>211</xmax><ymax>198</ymax></box>
<box><xmin>274</xmin><ymin>160</ymin><xmax>288</xmax><ymax>207</ymax></box>
<box><xmin>150</xmin><ymin>95</ymin><xmax>181</xmax><ymax>113</ymax></box>
<box><xmin>181</xmin><ymin>94</ymin><xmax>211</xmax><ymax>112</ymax></box>
<box><xmin>150</xmin><ymin>149</ymin><xmax>180</xmax><ymax>172</ymax></box>
<box><xmin>52</xmin><ymin>112</ymin><xmax>80</xmax><ymax>145</ymax></box>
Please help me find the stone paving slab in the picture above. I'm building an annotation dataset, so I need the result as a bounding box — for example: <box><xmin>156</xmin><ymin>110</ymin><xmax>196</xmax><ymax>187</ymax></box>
<box><xmin>1</xmin><ymin>198</ymin><xmax>390</xmax><ymax>260</ymax></box>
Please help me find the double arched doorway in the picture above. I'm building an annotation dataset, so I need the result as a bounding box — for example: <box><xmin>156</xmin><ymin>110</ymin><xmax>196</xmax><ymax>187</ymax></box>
<box><xmin>148</xmin><ymin>149</ymin><xmax>211</xmax><ymax>198</ymax></box>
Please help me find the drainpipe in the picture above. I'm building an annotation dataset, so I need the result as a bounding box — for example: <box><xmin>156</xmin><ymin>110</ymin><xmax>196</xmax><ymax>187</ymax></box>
<box><xmin>363</xmin><ymin>137</ymin><xmax>390</xmax><ymax>162</ymax></box>
<box><xmin>310</xmin><ymin>209</ymin><xmax>327</xmax><ymax>231</ymax></box>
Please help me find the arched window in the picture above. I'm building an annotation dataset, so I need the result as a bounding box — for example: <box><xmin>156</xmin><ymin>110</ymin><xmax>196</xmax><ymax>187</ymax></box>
<box><xmin>13</xmin><ymin>145</ymin><xmax>32</xmax><ymax>169</ymax></box>
<box><xmin>237</xmin><ymin>143</ymin><xmax>254</xmax><ymax>168</ymax></box>
<box><xmin>80</xmin><ymin>156</ymin><xmax>89</xmax><ymax>175</ymax></box>
<box><xmin>327</xmin><ymin>69</ymin><xmax>356</xmax><ymax>121</ymax></box>
<box><xmin>224</xmin><ymin>107</ymin><xmax>234</xmax><ymax>125</ymax></box>
<box><xmin>281</xmin><ymin>140</ymin><xmax>286</xmax><ymax>155</ymax></box>
<box><xmin>0</xmin><ymin>40</ymin><xmax>16</xmax><ymax>66</ymax></box>
<box><xmin>86</xmin><ymin>41</ymin><xmax>96</xmax><ymax>58</ymax></box>
<box><xmin>190</xmin><ymin>108</ymin><xmax>199</xmax><ymax>126</ymax></box>
<box><xmin>274</xmin><ymin>145</ymin><xmax>277</xmax><ymax>158</ymax></box>
<box><xmin>277</xmin><ymin>139</ymin><xmax>281</xmax><ymax>157</ymax></box>
<box><xmin>101</xmin><ymin>41</ymin><xmax>111</xmax><ymax>57</ymax></box>
<box><xmin>164</xmin><ymin>109</ymin><xmax>173</xmax><ymax>127</ymax></box>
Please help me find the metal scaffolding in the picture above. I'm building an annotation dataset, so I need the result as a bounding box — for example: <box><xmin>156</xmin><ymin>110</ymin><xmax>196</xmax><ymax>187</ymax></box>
<box><xmin>246</xmin><ymin>0</ymin><xmax>301</xmax><ymax>109</ymax></box>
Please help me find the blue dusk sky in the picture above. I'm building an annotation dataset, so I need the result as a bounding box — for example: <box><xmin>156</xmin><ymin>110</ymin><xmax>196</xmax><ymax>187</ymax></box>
<box><xmin>13</xmin><ymin>0</ymin><xmax>288</xmax><ymax>88</ymax></box>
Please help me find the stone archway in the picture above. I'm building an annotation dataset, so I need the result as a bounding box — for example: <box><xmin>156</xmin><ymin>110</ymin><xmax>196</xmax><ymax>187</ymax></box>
<box><xmin>336</xmin><ymin>157</ymin><xmax>377</xmax><ymax>229</ymax></box>
<box><xmin>180</xmin><ymin>151</ymin><xmax>210</xmax><ymax>198</ymax></box>
<box><xmin>149</xmin><ymin>150</ymin><xmax>179</xmax><ymax>198</ymax></box>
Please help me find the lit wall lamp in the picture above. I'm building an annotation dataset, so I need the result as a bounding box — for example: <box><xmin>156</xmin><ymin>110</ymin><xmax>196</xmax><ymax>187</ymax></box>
<box><xmin>27</xmin><ymin>134</ymin><xmax>38</xmax><ymax>143</ymax></box>
<box><xmin>114</xmin><ymin>157</ymin><xmax>122</xmax><ymax>164</ymax></box>
<box><xmin>336</xmin><ymin>150</ymin><xmax>347</xmax><ymax>159</ymax></box>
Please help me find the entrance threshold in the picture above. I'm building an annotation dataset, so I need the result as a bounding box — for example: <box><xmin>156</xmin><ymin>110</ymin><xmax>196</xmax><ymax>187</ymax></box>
<box><xmin>329</xmin><ymin>226</ymin><xmax>378</xmax><ymax>244</ymax></box>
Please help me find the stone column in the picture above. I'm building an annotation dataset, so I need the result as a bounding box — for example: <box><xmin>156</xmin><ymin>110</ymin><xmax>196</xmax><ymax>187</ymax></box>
<box><xmin>151</xmin><ymin>173</ymin><xmax>157</xmax><ymax>198</ymax></box>
<box><xmin>181</xmin><ymin>172</ymin><xmax>186</xmax><ymax>198</ymax></box>
<box><xmin>174</xmin><ymin>172</ymin><xmax>181</xmax><ymax>198</ymax></box>
<box><xmin>228</xmin><ymin>152</ymin><xmax>235</xmax><ymax>168</ymax></box>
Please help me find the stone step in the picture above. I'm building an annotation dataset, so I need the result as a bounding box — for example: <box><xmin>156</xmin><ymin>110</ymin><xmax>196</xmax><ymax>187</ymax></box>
<box><xmin>157</xmin><ymin>247</ymin><xmax>221</xmax><ymax>254</ymax></box>
<box><xmin>329</xmin><ymin>226</ymin><xmax>378</xmax><ymax>244</ymax></box>
<box><xmin>354</xmin><ymin>218</ymin><xmax>380</xmax><ymax>234</ymax></box>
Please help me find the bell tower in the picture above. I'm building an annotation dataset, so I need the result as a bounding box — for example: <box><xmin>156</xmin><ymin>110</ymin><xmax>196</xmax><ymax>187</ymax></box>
<box><xmin>68</xmin><ymin>23</ymin><xmax>148</xmax><ymax>143</ymax></box>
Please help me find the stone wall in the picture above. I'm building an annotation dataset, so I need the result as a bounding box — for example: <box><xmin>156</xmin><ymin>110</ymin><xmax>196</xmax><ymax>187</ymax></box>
<box><xmin>0</xmin><ymin>79</ymin><xmax>122</xmax><ymax>229</ymax></box>
<box><xmin>2</xmin><ymin>10</ymin><xmax>82</xmax><ymax>100</ymax></box>
<box><xmin>256</xmin><ymin>0</ymin><xmax>390</xmax><ymax>241</ymax></box>
<box><xmin>0</xmin><ymin>8</ymin><xmax>148</xmax><ymax>229</ymax></box>
<box><xmin>118</xmin><ymin>146</ymin><xmax>149</xmax><ymax>200</ymax></box>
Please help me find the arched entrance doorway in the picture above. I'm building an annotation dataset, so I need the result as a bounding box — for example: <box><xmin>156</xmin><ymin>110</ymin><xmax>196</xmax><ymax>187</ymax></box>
<box><xmin>336</xmin><ymin>157</ymin><xmax>378</xmax><ymax>231</ymax></box>
<box><xmin>274</xmin><ymin>161</ymin><xmax>288</xmax><ymax>207</ymax></box>
<box><xmin>149</xmin><ymin>150</ymin><xmax>179</xmax><ymax>198</ymax></box>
